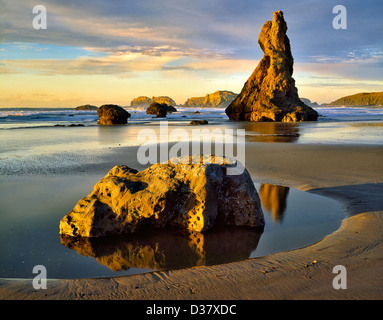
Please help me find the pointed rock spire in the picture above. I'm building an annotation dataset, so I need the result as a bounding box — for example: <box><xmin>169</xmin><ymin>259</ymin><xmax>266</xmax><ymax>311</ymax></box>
<box><xmin>225</xmin><ymin>11</ymin><xmax>318</xmax><ymax>122</ymax></box>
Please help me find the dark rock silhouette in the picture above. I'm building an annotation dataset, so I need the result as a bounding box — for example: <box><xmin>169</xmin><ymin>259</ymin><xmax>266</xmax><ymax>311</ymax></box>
<box><xmin>146</xmin><ymin>102</ymin><xmax>177</xmax><ymax>117</ymax></box>
<box><xmin>189</xmin><ymin>120</ymin><xmax>209</xmax><ymax>125</ymax></box>
<box><xmin>97</xmin><ymin>104</ymin><xmax>131</xmax><ymax>125</ymax></box>
<box><xmin>74</xmin><ymin>104</ymin><xmax>98</xmax><ymax>110</ymax></box>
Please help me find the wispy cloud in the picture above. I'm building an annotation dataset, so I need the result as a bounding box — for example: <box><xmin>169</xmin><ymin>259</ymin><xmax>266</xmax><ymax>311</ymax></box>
<box><xmin>2</xmin><ymin>0</ymin><xmax>383</xmax><ymax>62</ymax></box>
<box><xmin>2</xmin><ymin>47</ymin><xmax>254</xmax><ymax>77</ymax></box>
<box><xmin>1</xmin><ymin>0</ymin><xmax>383</xmax><ymax>106</ymax></box>
<box><xmin>295</xmin><ymin>52</ymin><xmax>383</xmax><ymax>82</ymax></box>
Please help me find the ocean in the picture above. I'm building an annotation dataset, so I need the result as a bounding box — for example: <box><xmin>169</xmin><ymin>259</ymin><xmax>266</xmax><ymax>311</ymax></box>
<box><xmin>1</xmin><ymin>105</ymin><xmax>382</xmax><ymax>176</ymax></box>
<box><xmin>0</xmin><ymin>105</ymin><xmax>382</xmax><ymax>279</ymax></box>
<box><xmin>1</xmin><ymin>105</ymin><xmax>383</xmax><ymax>130</ymax></box>
<box><xmin>0</xmin><ymin>107</ymin><xmax>229</xmax><ymax>130</ymax></box>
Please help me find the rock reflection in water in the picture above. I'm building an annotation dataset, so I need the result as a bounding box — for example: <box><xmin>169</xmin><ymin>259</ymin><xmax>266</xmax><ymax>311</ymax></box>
<box><xmin>240</xmin><ymin>122</ymin><xmax>300</xmax><ymax>143</ymax></box>
<box><xmin>259</xmin><ymin>184</ymin><xmax>290</xmax><ymax>223</ymax></box>
<box><xmin>60</xmin><ymin>226</ymin><xmax>263</xmax><ymax>272</ymax></box>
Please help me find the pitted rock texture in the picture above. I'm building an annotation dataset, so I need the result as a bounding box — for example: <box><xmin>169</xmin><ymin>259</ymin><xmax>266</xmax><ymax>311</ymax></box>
<box><xmin>59</xmin><ymin>155</ymin><xmax>264</xmax><ymax>237</ymax></box>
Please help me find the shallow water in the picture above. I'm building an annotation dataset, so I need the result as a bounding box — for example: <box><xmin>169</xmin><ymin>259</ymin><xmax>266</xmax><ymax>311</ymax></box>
<box><xmin>0</xmin><ymin>105</ymin><xmax>379</xmax><ymax>279</ymax></box>
<box><xmin>0</xmin><ymin>174</ymin><xmax>343</xmax><ymax>279</ymax></box>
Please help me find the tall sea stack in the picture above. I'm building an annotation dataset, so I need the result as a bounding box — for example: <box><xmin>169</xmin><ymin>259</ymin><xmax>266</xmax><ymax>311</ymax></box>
<box><xmin>225</xmin><ymin>11</ymin><xmax>318</xmax><ymax>122</ymax></box>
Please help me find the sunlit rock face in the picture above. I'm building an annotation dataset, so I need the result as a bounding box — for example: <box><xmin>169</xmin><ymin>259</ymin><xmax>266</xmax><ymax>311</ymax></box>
<box><xmin>59</xmin><ymin>155</ymin><xmax>264</xmax><ymax>237</ymax></box>
<box><xmin>225</xmin><ymin>11</ymin><xmax>318</xmax><ymax>122</ymax></box>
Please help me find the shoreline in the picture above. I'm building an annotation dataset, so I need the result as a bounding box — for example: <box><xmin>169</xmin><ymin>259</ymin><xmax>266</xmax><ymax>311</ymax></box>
<box><xmin>1</xmin><ymin>142</ymin><xmax>382</xmax><ymax>299</ymax></box>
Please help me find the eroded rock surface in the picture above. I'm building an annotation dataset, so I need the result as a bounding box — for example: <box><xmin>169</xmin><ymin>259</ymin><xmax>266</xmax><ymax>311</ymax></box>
<box><xmin>225</xmin><ymin>11</ymin><xmax>318</xmax><ymax>122</ymax></box>
<box><xmin>59</xmin><ymin>155</ymin><xmax>264</xmax><ymax>237</ymax></box>
<box><xmin>97</xmin><ymin>104</ymin><xmax>131</xmax><ymax>125</ymax></box>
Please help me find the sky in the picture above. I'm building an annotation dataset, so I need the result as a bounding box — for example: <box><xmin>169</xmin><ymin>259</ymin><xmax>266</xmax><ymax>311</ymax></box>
<box><xmin>1</xmin><ymin>0</ymin><xmax>382</xmax><ymax>108</ymax></box>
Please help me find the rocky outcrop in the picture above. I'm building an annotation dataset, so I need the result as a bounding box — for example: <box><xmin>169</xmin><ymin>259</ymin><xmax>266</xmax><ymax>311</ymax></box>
<box><xmin>184</xmin><ymin>91</ymin><xmax>238</xmax><ymax>108</ymax></box>
<box><xmin>300</xmin><ymin>98</ymin><xmax>319</xmax><ymax>107</ymax></box>
<box><xmin>146</xmin><ymin>102</ymin><xmax>177</xmax><ymax>117</ymax></box>
<box><xmin>131</xmin><ymin>96</ymin><xmax>177</xmax><ymax>108</ymax></box>
<box><xmin>59</xmin><ymin>155</ymin><xmax>264</xmax><ymax>237</ymax></box>
<box><xmin>97</xmin><ymin>104</ymin><xmax>131</xmax><ymax>125</ymax></box>
<box><xmin>327</xmin><ymin>92</ymin><xmax>383</xmax><ymax>106</ymax></box>
<box><xmin>225</xmin><ymin>11</ymin><xmax>318</xmax><ymax>122</ymax></box>
<box><xmin>131</xmin><ymin>96</ymin><xmax>151</xmax><ymax>107</ymax></box>
<box><xmin>74</xmin><ymin>104</ymin><xmax>98</xmax><ymax>111</ymax></box>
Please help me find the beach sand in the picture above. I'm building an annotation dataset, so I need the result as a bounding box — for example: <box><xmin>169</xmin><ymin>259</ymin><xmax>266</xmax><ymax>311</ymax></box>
<box><xmin>1</xmin><ymin>142</ymin><xmax>383</xmax><ymax>299</ymax></box>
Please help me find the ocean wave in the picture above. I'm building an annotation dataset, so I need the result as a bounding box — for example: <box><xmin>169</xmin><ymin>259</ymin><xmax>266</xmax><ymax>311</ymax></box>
<box><xmin>1</xmin><ymin>106</ymin><xmax>383</xmax><ymax>130</ymax></box>
<box><xmin>314</xmin><ymin>105</ymin><xmax>383</xmax><ymax>115</ymax></box>
<box><xmin>0</xmin><ymin>108</ymin><xmax>100</xmax><ymax>129</ymax></box>
<box><xmin>0</xmin><ymin>107</ymin><xmax>228</xmax><ymax>129</ymax></box>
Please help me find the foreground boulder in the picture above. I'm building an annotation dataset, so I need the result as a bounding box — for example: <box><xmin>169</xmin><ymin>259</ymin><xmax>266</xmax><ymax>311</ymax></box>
<box><xmin>97</xmin><ymin>104</ymin><xmax>131</xmax><ymax>125</ymax></box>
<box><xmin>59</xmin><ymin>155</ymin><xmax>264</xmax><ymax>237</ymax></box>
<box><xmin>225</xmin><ymin>11</ymin><xmax>318</xmax><ymax>122</ymax></box>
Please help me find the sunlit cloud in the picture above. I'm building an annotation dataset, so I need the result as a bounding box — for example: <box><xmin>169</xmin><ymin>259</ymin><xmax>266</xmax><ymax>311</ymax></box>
<box><xmin>1</xmin><ymin>43</ymin><xmax>247</xmax><ymax>77</ymax></box>
<box><xmin>1</xmin><ymin>0</ymin><xmax>383</xmax><ymax>107</ymax></box>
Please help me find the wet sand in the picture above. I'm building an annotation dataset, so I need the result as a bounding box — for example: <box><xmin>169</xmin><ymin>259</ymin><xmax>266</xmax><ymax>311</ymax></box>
<box><xmin>1</xmin><ymin>142</ymin><xmax>383</xmax><ymax>299</ymax></box>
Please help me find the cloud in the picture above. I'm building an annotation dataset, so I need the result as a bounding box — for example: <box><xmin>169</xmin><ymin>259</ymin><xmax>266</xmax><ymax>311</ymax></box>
<box><xmin>2</xmin><ymin>52</ymin><xmax>255</xmax><ymax>79</ymax></box>
<box><xmin>2</xmin><ymin>56</ymin><xmax>168</xmax><ymax>76</ymax></box>
<box><xmin>294</xmin><ymin>51</ymin><xmax>383</xmax><ymax>82</ymax></box>
<box><xmin>1</xmin><ymin>0</ymin><xmax>383</xmax><ymax>106</ymax></box>
<box><xmin>2</xmin><ymin>0</ymin><xmax>383</xmax><ymax>62</ymax></box>
<box><xmin>1</xmin><ymin>42</ymin><xmax>249</xmax><ymax>77</ymax></box>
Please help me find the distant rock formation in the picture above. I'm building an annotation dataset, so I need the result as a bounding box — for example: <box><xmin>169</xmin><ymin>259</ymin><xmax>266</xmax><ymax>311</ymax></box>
<box><xmin>225</xmin><ymin>11</ymin><xmax>318</xmax><ymax>122</ymax></box>
<box><xmin>131</xmin><ymin>96</ymin><xmax>177</xmax><ymax>108</ymax></box>
<box><xmin>146</xmin><ymin>102</ymin><xmax>177</xmax><ymax>117</ymax></box>
<box><xmin>327</xmin><ymin>92</ymin><xmax>383</xmax><ymax>106</ymax></box>
<box><xmin>131</xmin><ymin>96</ymin><xmax>151</xmax><ymax>107</ymax></box>
<box><xmin>97</xmin><ymin>104</ymin><xmax>131</xmax><ymax>125</ymax></box>
<box><xmin>300</xmin><ymin>98</ymin><xmax>319</xmax><ymax>107</ymax></box>
<box><xmin>54</xmin><ymin>124</ymin><xmax>85</xmax><ymax>127</ymax></box>
<box><xmin>184</xmin><ymin>90</ymin><xmax>238</xmax><ymax>108</ymax></box>
<box><xmin>59</xmin><ymin>155</ymin><xmax>264</xmax><ymax>237</ymax></box>
<box><xmin>74</xmin><ymin>104</ymin><xmax>98</xmax><ymax>111</ymax></box>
